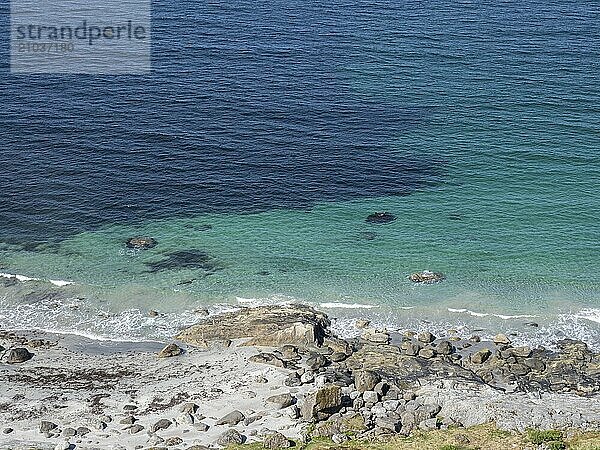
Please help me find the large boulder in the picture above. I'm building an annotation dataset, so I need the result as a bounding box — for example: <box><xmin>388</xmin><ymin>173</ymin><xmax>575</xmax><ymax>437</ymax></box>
<box><xmin>176</xmin><ymin>305</ymin><xmax>330</xmax><ymax>349</ymax></box>
<box><xmin>301</xmin><ymin>385</ymin><xmax>342</xmax><ymax>422</ymax></box>
<box><xmin>7</xmin><ymin>348</ymin><xmax>33</xmax><ymax>364</ymax></box>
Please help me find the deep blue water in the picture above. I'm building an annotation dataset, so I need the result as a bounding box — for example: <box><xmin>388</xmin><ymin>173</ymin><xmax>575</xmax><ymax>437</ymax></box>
<box><xmin>0</xmin><ymin>0</ymin><xmax>599</xmax><ymax>344</ymax></box>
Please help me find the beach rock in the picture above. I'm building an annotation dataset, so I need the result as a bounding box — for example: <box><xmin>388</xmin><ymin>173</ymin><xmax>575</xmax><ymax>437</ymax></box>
<box><xmin>177</xmin><ymin>412</ymin><xmax>194</xmax><ymax>424</ymax></box>
<box><xmin>409</xmin><ymin>271</ymin><xmax>445</xmax><ymax>284</ymax></box>
<box><xmin>263</xmin><ymin>432</ymin><xmax>291</xmax><ymax>449</ymax></box>
<box><xmin>7</xmin><ymin>347</ymin><xmax>33</xmax><ymax>363</ymax></box>
<box><xmin>363</xmin><ymin>390</ymin><xmax>379</xmax><ymax>404</ymax></box>
<box><xmin>216</xmin><ymin>410</ymin><xmax>245</xmax><ymax>426</ymax></box>
<box><xmin>330</xmin><ymin>352</ymin><xmax>347</xmax><ymax>362</ymax></box>
<box><xmin>128</xmin><ymin>424</ymin><xmax>144</xmax><ymax>434</ymax></box>
<box><xmin>177</xmin><ymin>304</ymin><xmax>329</xmax><ymax>349</ymax></box>
<box><xmin>181</xmin><ymin>402</ymin><xmax>199</xmax><ymax>414</ymax></box>
<box><xmin>417</xmin><ymin>332</ymin><xmax>435</xmax><ymax>343</ymax></box>
<box><xmin>125</xmin><ymin>236</ymin><xmax>157</xmax><ymax>249</ymax></box>
<box><xmin>158</xmin><ymin>343</ymin><xmax>183</xmax><ymax>358</ymax></box>
<box><xmin>400</xmin><ymin>340</ymin><xmax>421</xmax><ymax>356</ymax></box>
<box><xmin>194</xmin><ymin>422</ymin><xmax>210</xmax><ymax>432</ymax></box>
<box><xmin>217</xmin><ymin>429</ymin><xmax>245</xmax><ymax>446</ymax></box>
<box><xmin>471</xmin><ymin>348</ymin><xmax>492</xmax><ymax>364</ymax></box>
<box><xmin>354</xmin><ymin>370</ymin><xmax>381</xmax><ymax>393</ymax></box>
<box><xmin>307</xmin><ymin>353</ymin><xmax>328</xmax><ymax>370</ymax></box>
<box><xmin>40</xmin><ymin>421</ymin><xmax>58</xmax><ymax>433</ymax></box>
<box><xmin>2</xmin><ymin>428</ymin><xmax>13</xmax><ymax>434</ymax></box>
<box><xmin>365</xmin><ymin>212</ymin><xmax>397</xmax><ymax>224</ymax></box>
<box><xmin>494</xmin><ymin>334</ymin><xmax>512</xmax><ymax>345</ymax></box>
<box><xmin>355</xmin><ymin>319</ymin><xmax>371</xmax><ymax>329</ymax></box>
<box><xmin>62</xmin><ymin>427</ymin><xmax>77</xmax><ymax>437</ymax></box>
<box><xmin>151</xmin><ymin>418</ymin><xmax>172</xmax><ymax>432</ymax></box>
<box><xmin>249</xmin><ymin>353</ymin><xmax>287</xmax><ymax>368</ymax></box>
<box><xmin>165</xmin><ymin>436</ymin><xmax>184</xmax><ymax>446</ymax></box>
<box><xmin>266</xmin><ymin>393</ymin><xmax>295</xmax><ymax>409</ymax></box>
<box><xmin>301</xmin><ymin>385</ymin><xmax>342</xmax><ymax>421</ymax></box>
<box><xmin>418</xmin><ymin>347</ymin><xmax>436</xmax><ymax>359</ymax></box>
<box><xmin>436</xmin><ymin>340</ymin><xmax>454</xmax><ymax>355</ymax></box>
<box><xmin>54</xmin><ymin>441</ymin><xmax>71</xmax><ymax>450</ymax></box>
<box><xmin>361</xmin><ymin>328</ymin><xmax>390</xmax><ymax>344</ymax></box>
<box><xmin>76</xmin><ymin>426</ymin><xmax>90</xmax><ymax>436</ymax></box>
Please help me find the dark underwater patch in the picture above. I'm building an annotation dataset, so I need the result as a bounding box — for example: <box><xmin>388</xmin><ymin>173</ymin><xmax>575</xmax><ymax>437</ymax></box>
<box><xmin>144</xmin><ymin>250</ymin><xmax>224</xmax><ymax>274</ymax></box>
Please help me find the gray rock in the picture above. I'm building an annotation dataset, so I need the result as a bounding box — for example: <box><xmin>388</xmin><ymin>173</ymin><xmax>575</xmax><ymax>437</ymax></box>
<box><xmin>151</xmin><ymin>418</ymin><xmax>172</xmax><ymax>432</ymax></box>
<box><xmin>194</xmin><ymin>422</ymin><xmax>210</xmax><ymax>432</ymax></box>
<box><xmin>54</xmin><ymin>441</ymin><xmax>71</xmax><ymax>450</ymax></box>
<box><xmin>330</xmin><ymin>352</ymin><xmax>347</xmax><ymax>362</ymax></box>
<box><xmin>76</xmin><ymin>426</ymin><xmax>91</xmax><ymax>436</ymax></box>
<box><xmin>361</xmin><ymin>328</ymin><xmax>390</xmax><ymax>344</ymax></box>
<box><xmin>400</xmin><ymin>341</ymin><xmax>421</xmax><ymax>356</ymax></box>
<box><xmin>165</xmin><ymin>436</ymin><xmax>184</xmax><ymax>446</ymax></box>
<box><xmin>7</xmin><ymin>348</ymin><xmax>33</xmax><ymax>363</ymax></box>
<box><xmin>383</xmin><ymin>400</ymin><xmax>400</xmax><ymax>411</ymax></box>
<box><xmin>363</xmin><ymin>390</ymin><xmax>379</xmax><ymax>404</ymax></box>
<box><xmin>2</xmin><ymin>428</ymin><xmax>13</xmax><ymax>434</ymax></box>
<box><xmin>353</xmin><ymin>370</ymin><xmax>381</xmax><ymax>393</ymax></box>
<box><xmin>266</xmin><ymin>393</ymin><xmax>294</xmax><ymax>409</ymax></box>
<box><xmin>332</xmin><ymin>433</ymin><xmax>348</xmax><ymax>444</ymax></box>
<box><xmin>418</xmin><ymin>417</ymin><xmax>439</xmax><ymax>430</ymax></box>
<box><xmin>375</xmin><ymin>417</ymin><xmax>400</xmax><ymax>433</ymax></box>
<box><xmin>306</xmin><ymin>353</ymin><xmax>328</xmax><ymax>370</ymax></box>
<box><xmin>403</xmin><ymin>391</ymin><xmax>416</xmax><ymax>401</ymax></box>
<box><xmin>216</xmin><ymin>410</ymin><xmax>245</xmax><ymax>426</ymax></box>
<box><xmin>62</xmin><ymin>427</ymin><xmax>77</xmax><ymax>437</ymax></box>
<box><xmin>263</xmin><ymin>432</ymin><xmax>291</xmax><ymax>449</ymax></box>
<box><xmin>178</xmin><ymin>412</ymin><xmax>195</xmax><ymax>424</ymax></box>
<box><xmin>216</xmin><ymin>429</ymin><xmax>245</xmax><ymax>446</ymax></box>
<box><xmin>300</xmin><ymin>371</ymin><xmax>315</xmax><ymax>384</ymax></box>
<box><xmin>249</xmin><ymin>353</ymin><xmax>287</xmax><ymax>368</ymax></box>
<box><xmin>40</xmin><ymin>421</ymin><xmax>58</xmax><ymax>433</ymax></box>
<box><xmin>180</xmin><ymin>402</ymin><xmax>199</xmax><ymax>414</ymax></box>
<box><xmin>418</xmin><ymin>347</ymin><xmax>436</xmax><ymax>359</ymax></box>
<box><xmin>119</xmin><ymin>416</ymin><xmax>136</xmax><ymax>425</ymax></box>
<box><xmin>128</xmin><ymin>424</ymin><xmax>144</xmax><ymax>434</ymax></box>
<box><xmin>493</xmin><ymin>334</ymin><xmax>511</xmax><ymax>345</ymax></box>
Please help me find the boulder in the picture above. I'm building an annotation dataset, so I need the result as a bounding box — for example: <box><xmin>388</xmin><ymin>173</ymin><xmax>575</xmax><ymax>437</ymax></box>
<box><xmin>263</xmin><ymin>432</ymin><xmax>291</xmax><ymax>449</ymax></box>
<box><xmin>493</xmin><ymin>334</ymin><xmax>512</xmax><ymax>345</ymax></box>
<box><xmin>361</xmin><ymin>328</ymin><xmax>390</xmax><ymax>345</ymax></box>
<box><xmin>354</xmin><ymin>370</ymin><xmax>381</xmax><ymax>393</ymax></box>
<box><xmin>216</xmin><ymin>410</ymin><xmax>245</xmax><ymax>426</ymax></box>
<box><xmin>249</xmin><ymin>353</ymin><xmax>287</xmax><ymax>368</ymax></box>
<box><xmin>266</xmin><ymin>393</ymin><xmax>295</xmax><ymax>409</ymax></box>
<box><xmin>471</xmin><ymin>348</ymin><xmax>492</xmax><ymax>364</ymax></box>
<box><xmin>150</xmin><ymin>418</ymin><xmax>172</xmax><ymax>432</ymax></box>
<box><xmin>176</xmin><ymin>305</ymin><xmax>329</xmax><ymax>349</ymax></box>
<box><xmin>417</xmin><ymin>332</ymin><xmax>435</xmax><ymax>343</ymax></box>
<box><xmin>7</xmin><ymin>348</ymin><xmax>33</xmax><ymax>363</ymax></box>
<box><xmin>409</xmin><ymin>271</ymin><xmax>445</xmax><ymax>284</ymax></box>
<box><xmin>365</xmin><ymin>212</ymin><xmax>397</xmax><ymax>224</ymax></box>
<box><xmin>125</xmin><ymin>236</ymin><xmax>157</xmax><ymax>249</ymax></box>
<box><xmin>301</xmin><ymin>385</ymin><xmax>342</xmax><ymax>421</ymax></box>
<box><xmin>216</xmin><ymin>429</ymin><xmax>245</xmax><ymax>446</ymax></box>
<box><xmin>157</xmin><ymin>343</ymin><xmax>183</xmax><ymax>358</ymax></box>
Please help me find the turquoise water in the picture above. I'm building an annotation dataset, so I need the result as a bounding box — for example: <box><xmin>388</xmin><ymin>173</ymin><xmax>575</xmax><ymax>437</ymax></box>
<box><xmin>1</xmin><ymin>0</ymin><xmax>599</xmax><ymax>346</ymax></box>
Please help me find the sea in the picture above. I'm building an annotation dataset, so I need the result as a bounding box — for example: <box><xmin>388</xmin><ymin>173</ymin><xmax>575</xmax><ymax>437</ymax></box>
<box><xmin>0</xmin><ymin>0</ymin><xmax>599</xmax><ymax>348</ymax></box>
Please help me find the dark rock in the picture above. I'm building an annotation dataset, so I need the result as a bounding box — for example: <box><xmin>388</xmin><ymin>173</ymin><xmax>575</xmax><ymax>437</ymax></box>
<box><xmin>125</xmin><ymin>236</ymin><xmax>157</xmax><ymax>249</ymax></box>
<box><xmin>151</xmin><ymin>418</ymin><xmax>172</xmax><ymax>432</ymax></box>
<box><xmin>524</xmin><ymin>321</ymin><xmax>539</xmax><ymax>327</ymax></box>
<box><xmin>2</xmin><ymin>428</ymin><xmax>13</xmax><ymax>434</ymax></box>
<box><xmin>62</xmin><ymin>427</ymin><xmax>77</xmax><ymax>437</ymax></box>
<box><xmin>7</xmin><ymin>347</ymin><xmax>33</xmax><ymax>363</ymax></box>
<box><xmin>216</xmin><ymin>429</ymin><xmax>245</xmax><ymax>446</ymax></box>
<box><xmin>157</xmin><ymin>343</ymin><xmax>183</xmax><ymax>358</ymax></box>
<box><xmin>216</xmin><ymin>410</ymin><xmax>245</xmax><ymax>426</ymax></box>
<box><xmin>365</xmin><ymin>212</ymin><xmax>397</xmax><ymax>224</ymax></box>
<box><xmin>119</xmin><ymin>416</ymin><xmax>136</xmax><ymax>425</ymax></box>
<box><xmin>330</xmin><ymin>352</ymin><xmax>347</xmax><ymax>362</ymax></box>
<box><xmin>76</xmin><ymin>426</ymin><xmax>91</xmax><ymax>436</ymax></box>
<box><xmin>409</xmin><ymin>271</ymin><xmax>445</xmax><ymax>284</ymax></box>
<box><xmin>145</xmin><ymin>249</ymin><xmax>223</xmax><ymax>274</ymax></box>
<box><xmin>263</xmin><ymin>432</ymin><xmax>291</xmax><ymax>449</ymax></box>
<box><xmin>165</xmin><ymin>436</ymin><xmax>184</xmax><ymax>446</ymax></box>
<box><xmin>307</xmin><ymin>353</ymin><xmax>328</xmax><ymax>370</ymax></box>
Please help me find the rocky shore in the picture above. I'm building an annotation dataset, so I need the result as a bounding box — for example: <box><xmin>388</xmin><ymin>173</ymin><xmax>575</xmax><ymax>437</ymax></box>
<box><xmin>0</xmin><ymin>304</ymin><xmax>599</xmax><ymax>450</ymax></box>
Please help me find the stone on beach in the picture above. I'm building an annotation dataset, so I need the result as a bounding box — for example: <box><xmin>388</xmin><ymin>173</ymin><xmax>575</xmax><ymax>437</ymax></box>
<box><xmin>216</xmin><ymin>410</ymin><xmax>245</xmax><ymax>426</ymax></box>
<box><xmin>217</xmin><ymin>429</ymin><xmax>245</xmax><ymax>446</ymax></box>
<box><xmin>266</xmin><ymin>393</ymin><xmax>295</xmax><ymax>409</ymax></box>
<box><xmin>151</xmin><ymin>418</ymin><xmax>172</xmax><ymax>432</ymax></box>
<box><xmin>158</xmin><ymin>342</ymin><xmax>183</xmax><ymax>358</ymax></box>
<box><xmin>7</xmin><ymin>347</ymin><xmax>33</xmax><ymax>363</ymax></box>
<box><xmin>263</xmin><ymin>431</ymin><xmax>291</xmax><ymax>449</ymax></box>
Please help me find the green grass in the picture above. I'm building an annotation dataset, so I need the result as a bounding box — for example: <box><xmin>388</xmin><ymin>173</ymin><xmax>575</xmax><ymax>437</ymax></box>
<box><xmin>527</xmin><ymin>429</ymin><xmax>564</xmax><ymax>444</ymax></box>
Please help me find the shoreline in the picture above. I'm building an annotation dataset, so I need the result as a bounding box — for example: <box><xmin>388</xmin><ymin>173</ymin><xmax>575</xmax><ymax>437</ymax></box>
<box><xmin>1</xmin><ymin>304</ymin><xmax>599</xmax><ymax>449</ymax></box>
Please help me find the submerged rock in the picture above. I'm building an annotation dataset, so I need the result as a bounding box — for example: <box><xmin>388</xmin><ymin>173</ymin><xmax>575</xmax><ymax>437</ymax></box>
<box><xmin>365</xmin><ymin>212</ymin><xmax>397</xmax><ymax>224</ymax></box>
<box><xmin>125</xmin><ymin>236</ymin><xmax>157</xmax><ymax>249</ymax></box>
<box><xmin>177</xmin><ymin>304</ymin><xmax>330</xmax><ymax>349</ymax></box>
<box><xmin>145</xmin><ymin>249</ymin><xmax>223</xmax><ymax>274</ymax></box>
<box><xmin>409</xmin><ymin>271</ymin><xmax>445</xmax><ymax>284</ymax></box>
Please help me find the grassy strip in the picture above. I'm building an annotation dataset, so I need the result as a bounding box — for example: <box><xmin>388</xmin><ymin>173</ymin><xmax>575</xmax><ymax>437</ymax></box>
<box><xmin>227</xmin><ymin>423</ymin><xmax>600</xmax><ymax>450</ymax></box>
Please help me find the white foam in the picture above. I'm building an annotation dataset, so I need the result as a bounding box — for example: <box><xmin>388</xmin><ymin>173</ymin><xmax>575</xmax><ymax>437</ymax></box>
<box><xmin>319</xmin><ymin>302</ymin><xmax>378</xmax><ymax>309</ymax></box>
<box><xmin>574</xmin><ymin>308</ymin><xmax>600</xmax><ymax>324</ymax></box>
<box><xmin>0</xmin><ymin>272</ymin><xmax>74</xmax><ymax>287</ymax></box>
<box><xmin>448</xmin><ymin>307</ymin><xmax>537</xmax><ymax>320</ymax></box>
